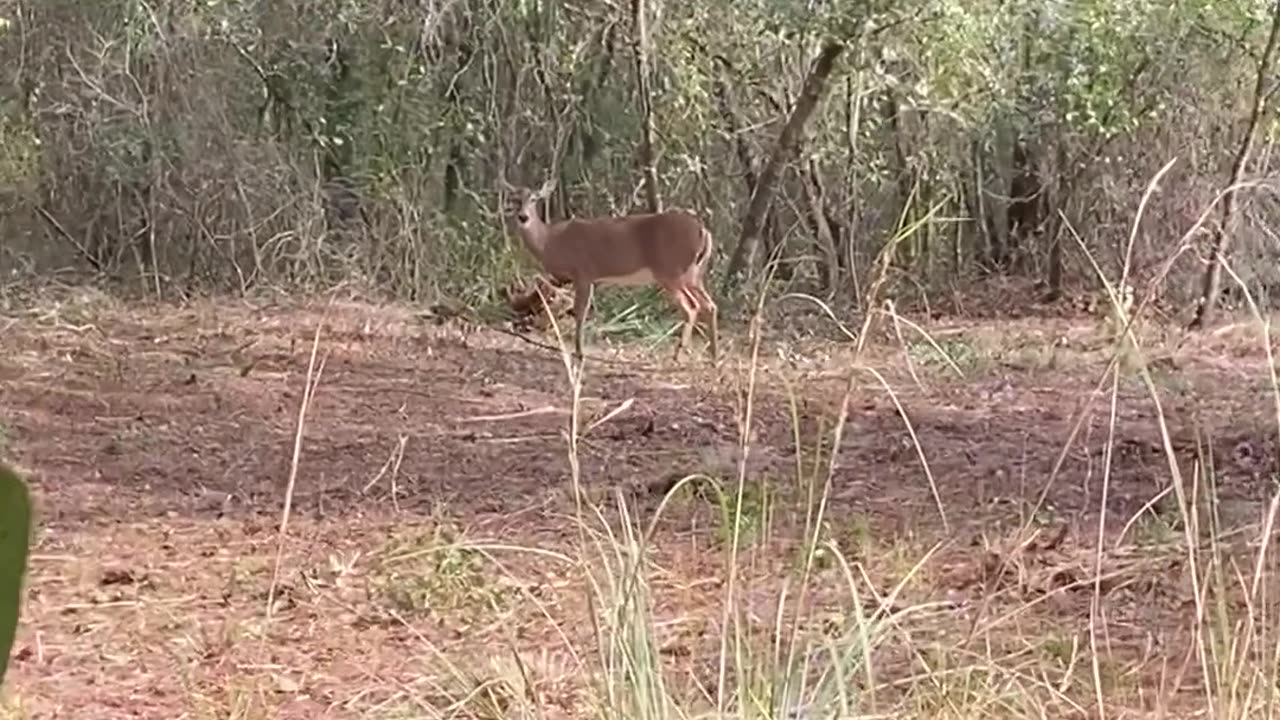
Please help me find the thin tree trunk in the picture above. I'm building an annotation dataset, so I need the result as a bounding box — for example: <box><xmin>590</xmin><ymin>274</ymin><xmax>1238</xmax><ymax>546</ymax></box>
<box><xmin>708</xmin><ymin>54</ymin><xmax>796</xmax><ymax>281</ymax></box>
<box><xmin>952</xmin><ymin>174</ymin><xmax>964</xmax><ymax>277</ymax></box>
<box><xmin>1044</xmin><ymin>141</ymin><xmax>1067</xmax><ymax>301</ymax></box>
<box><xmin>1191</xmin><ymin>0</ymin><xmax>1280</xmax><ymax>328</ymax></box>
<box><xmin>711</xmin><ymin>56</ymin><xmax>758</xmax><ymax>195</ymax></box>
<box><xmin>575</xmin><ymin>22</ymin><xmax>618</xmax><ymax>169</ymax></box>
<box><xmin>442</xmin><ymin>38</ymin><xmax>473</xmax><ymax>213</ymax></box>
<box><xmin>844</xmin><ymin>70</ymin><xmax>865</xmax><ymax>304</ymax></box>
<box><xmin>881</xmin><ymin>85</ymin><xmax>913</xmax><ymax>263</ymax></box>
<box><xmin>1006</xmin><ymin>140</ymin><xmax>1044</xmax><ymax>274</ymax></box>
<box><xmin>722</xmin><ymin>40</ymin><xmax>845</xmax><ymax>291</ymax></box>
<box><xmin>631</xmin><ymin>0</ymin><xmax>661</xmax><ymax>213</ymax></box>
<box><xmin>801</xmin><ymin>159</ymin><xmax>839</xmax><ymax>294</ymax></box>
<box><xmin>973</xmin><ymin>139</ymin><xmax>1003</xmax><ymax>271</ymax></box>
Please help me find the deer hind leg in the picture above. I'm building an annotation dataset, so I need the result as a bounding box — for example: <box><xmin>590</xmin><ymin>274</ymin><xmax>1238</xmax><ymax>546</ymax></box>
<box><xmin>687</xmin><ymin>281</ymin><xmax>719</xmax><ymax>363</ymax></box>
<box><xmin>673</xmin><ymin>266</ymin><xmax>718</xmax><ymax>363</ymax></box>
<box><xmin>572</xmin><ymin>280</ymin><xmax>594</xmax><ymax>361</ymax></box>
<box><xmin>664</xmin><ymin>283</ymin><xmax>700</xmax><ymax>362</ymax></box>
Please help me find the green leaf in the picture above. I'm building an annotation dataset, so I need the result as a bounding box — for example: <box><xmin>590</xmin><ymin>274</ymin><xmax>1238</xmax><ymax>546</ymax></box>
<box><xmin>0</xmin><ymin>463</ymin><xmax>31</xmax><ymax>688</ymax></box>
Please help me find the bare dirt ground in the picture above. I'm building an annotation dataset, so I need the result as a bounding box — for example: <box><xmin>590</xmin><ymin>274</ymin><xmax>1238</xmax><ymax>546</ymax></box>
<box><xmin>1</xmin><ymin>288</ymin><xmax>1278</xmax><ymax>718</ymax></box>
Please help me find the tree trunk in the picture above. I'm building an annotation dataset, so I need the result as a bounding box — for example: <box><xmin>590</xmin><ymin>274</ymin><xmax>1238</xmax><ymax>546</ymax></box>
<box><xmin>721</xmin><ymin>40</ymin><xmax>845</xmax><ymax>291</ymax></box>
<box><xmin>442</xmin><ymin>38</ymin><xmax>473</xmax><ymax>214</ymax></box>
<box><xmin>972</xmin><ymin>139</ymin><xmax>1004</xmax><ymax>271</ymax></box>
<box><xmin>709</xmin><ymin>54</ymin><xmax>796</xmax><ymax>281</ymax></box>
<box><xmin>631</xmin><ymin>0</ymin><xmax>661</xmax><ymax>213</ymax></box>
<box><xmin>710</xmin><ymin>56</ymin><xmax>758</xmax><ymax>195</ymax></box>
<box><xmin>1044</xmin><ymin>141</ymin><xmax>1068</xmax><ymax>301</ymax></box>
<box><xmin>1190</xmin><ymin>0</ymin><xmax>1280</xmax><ymax>328</ymax></box>
<box><xmin>1006</xmin><ymin>139</ymin><xmax>1044</xmax><ymax>274</ymax></box>
<box><xmin>881</xmin><ymin>86</ymin><xmax>913</xmax><ymax>265</ymax></box>
<box><xmin>802</xmin><ymin>159</ymin><xmax>840</xmax><ymax>294</ymax></box>
<box><xmin>842</xmin><ymin>71</ymin><xmax>864</xmax><ymax>304</ymax></box>
<box><xmin>575</xmin><ymin>22</ymin><xmax>618</xmax><ymax>169</ymax></box>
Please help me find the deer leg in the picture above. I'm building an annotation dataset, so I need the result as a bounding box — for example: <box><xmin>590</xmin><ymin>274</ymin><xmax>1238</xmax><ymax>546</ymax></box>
<box><xmin>667</xmin><ymin>284</ymin><xmax>699</xmax><ymax>362</ymax></box>
<box><xmin>689</xmin><ymin>283</ymin><xmax>719</xmax><ymax>363</ymax></box>
<box><xmin>572</xmin><ymin>280</ymin><xmax>594</xmax><ymax>361</ymax></box>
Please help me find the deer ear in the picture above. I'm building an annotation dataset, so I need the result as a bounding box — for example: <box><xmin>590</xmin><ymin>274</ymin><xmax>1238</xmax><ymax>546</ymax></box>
<box><xmin>535</xmin><ymin>177</ymin><xmax>557</xmax><ymax>200</ymax></box>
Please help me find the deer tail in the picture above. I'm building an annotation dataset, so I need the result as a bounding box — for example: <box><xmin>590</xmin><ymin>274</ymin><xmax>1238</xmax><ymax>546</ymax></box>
<box><xmin>696</xmin><ymin>226</ymin><xmax>714</xmax><ymax>269</ymax></box>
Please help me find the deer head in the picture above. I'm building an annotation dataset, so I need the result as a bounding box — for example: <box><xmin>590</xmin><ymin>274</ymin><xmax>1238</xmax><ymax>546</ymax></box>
<box><xmin>500</xmin><ymin>174</ymin><xmax>558</xmax><ymax>258</ymax></box>
<box><xmin>501</xmin><ymin>176</ymin><xmax>555</xmax><ymax>225</ymax></box>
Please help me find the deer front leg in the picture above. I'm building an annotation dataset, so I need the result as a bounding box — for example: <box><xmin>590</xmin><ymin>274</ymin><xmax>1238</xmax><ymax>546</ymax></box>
<box><xmin>572</xmin><ymin>280</ymin><xmax>594</xmax><ymax>361</ymax></box>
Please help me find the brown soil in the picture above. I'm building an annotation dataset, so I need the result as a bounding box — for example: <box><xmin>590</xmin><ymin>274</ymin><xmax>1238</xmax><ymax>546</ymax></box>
<box><xmin>1</xmin><ymin>289</ymin><xmax>1277</xmax><ymax>718</ymax></box>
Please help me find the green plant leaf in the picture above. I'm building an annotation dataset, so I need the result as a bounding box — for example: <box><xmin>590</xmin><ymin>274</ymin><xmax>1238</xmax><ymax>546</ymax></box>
<box><xmin>0</xmin><ymin>463</ymin><xmax>31</xmax><ymax>687</ymax></box>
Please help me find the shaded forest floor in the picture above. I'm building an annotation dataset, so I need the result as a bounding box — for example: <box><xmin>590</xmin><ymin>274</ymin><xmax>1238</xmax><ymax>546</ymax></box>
<box><xmin>2</xmin><ymin>287</ymin><xmax>1279</xmax><ymax>718</ymax></box>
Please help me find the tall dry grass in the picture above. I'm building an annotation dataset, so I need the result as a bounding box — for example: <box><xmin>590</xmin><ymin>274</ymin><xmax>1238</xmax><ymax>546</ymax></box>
<box><xmin>245</xmin><ymin>162</ymin><xmax>1280</xmax><ymax>719</ymax></box>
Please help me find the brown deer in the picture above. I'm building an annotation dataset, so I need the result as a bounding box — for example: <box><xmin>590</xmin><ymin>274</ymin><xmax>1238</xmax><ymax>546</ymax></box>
<box><xmin>501</xmin><ymin>177</ymin><xmax>719</xmax><ymax>363</ymax></box>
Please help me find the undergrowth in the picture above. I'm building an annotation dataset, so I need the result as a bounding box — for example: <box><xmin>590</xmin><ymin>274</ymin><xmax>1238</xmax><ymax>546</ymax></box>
<box><xmin>5</xmin><ymin>168</ymin><xmax>1280</xmax><ymax>720</ymax></box>
<box><xmin>409</xmin><ymin>163</ymin><xmax>1280</xmax><ymax>719</ymax></box>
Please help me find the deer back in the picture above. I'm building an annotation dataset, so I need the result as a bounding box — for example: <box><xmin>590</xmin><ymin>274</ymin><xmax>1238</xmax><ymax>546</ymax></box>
<box><xmin>540</xmin><ymin>210</ymin><xmax>708</xmax><ymax>285</ymax></box>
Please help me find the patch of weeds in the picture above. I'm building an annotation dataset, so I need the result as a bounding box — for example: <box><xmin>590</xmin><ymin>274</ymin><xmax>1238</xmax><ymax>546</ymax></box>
<box><xmin>439</xmin><ymin>224</ymin><xmax>522</xmax><ymax>308</ymax></box>
<box><xmin>811</xmin><ymin>516</ymin><xmax>927</xmax><ymax>591</ymax></box>
<box><xmin>906</xmin><ymin>637</ymin><xmax>1094</xmax><ymax>716</ymax></box>
<box><xmin>372</xmin><ymin>698</ymin><xmax>503</xmax><ymax>720</ymax></box>
<box><xmin>1131</xmin><ymin>496</ymin><xmax>1183</xmax><ymax>547</ymax></box>
<box><xmin>189</xmin><ymin>677</ymin><xmax>270</xmax><ymax>720</ymax></box>
<box><xmin>1003</xmin><ymin>339</ymin><xmax>1064</xmax><ymax>371</ymax></box>
<box><xmin>798</xmin><ymin>519</ymin><xmax>839</xmax><ymax>573</ymax></box>
<box><xmin>366</xmin><ymin>702</ymin><xmax>423</xmax><ymax>720</ymax></box>
<box><xmin>876</xmin><ymin>534</ymin><xmax>933</xmax><ymax>591</ymax></box>
<box><xmin>672</xmin><ymin>474</ymin><xmax>780</xmax><ymax>548</ymax></box>
<box><xmin>591</xmin><ymin>288</ymin><xmax>679</xmax><ymax>345</ymax></box>
<box><xmin>715</xmin><ymin>476</ymin><xmax>780</xmax><ymax>548</ymax></box>
<box><xmin>1038</xmin><ymin>631</ymin><xmax>1079</xmax><ymax>669</ymax></box>
<box><xmin>441</xmin><ymin>656</ymin><xmax>538</xmax><ymax>720</ymax></box>
<box><xmin>473</xmin><ymin>295</ymin><xmax>520</xmax><ymax>325</ymax></box>
<box><xmin>803</xmin><ymin>512</ymin><xmax>872</xmax><ymax>572</ymax></box>
<box><xmin>0</xmin><ymin>695</ymin><xmax>30</xmax><ymax>720</ymax></box>
<box><xmin>1018</xmin><ymin>497</ymin><xmax>1060</xmax><ymax>528</ymax></box>
<box><xmin>40</xmin><ymin>290</ymin><xmax>106</xmax><ymax>329</ymax></box>
<box><xmin>1089</xmin><ymin>655</ymin><xmax>1132</xmax><ymax>699</ymax></box>
<box><xmin>836</xmin><ymin>512</ymin><xmax>873</xmax><ymax>555</ymax></box>
<box><xmin>1145</xmin><ymin>362</ymin><xmax>1192</xmax><ymax>396</ymax></box>
<box><xmin>907</xmin><ymin>337</ymin><xmax>985</xmax><ymax>374</ymax></box>
<box><xmin>102</xmin><ymin>419</ymin><xmax>149</xmax><ymax>457</ymax></box>
<box><xmin>371</xmin><ymin>523</ymin><xmax>513</xmax><ymax>616</ymax></box>
<box><xmin>905</xmin><ymin>646</ymin><xmax>1005</xmax><ymax>713</ymax></box>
